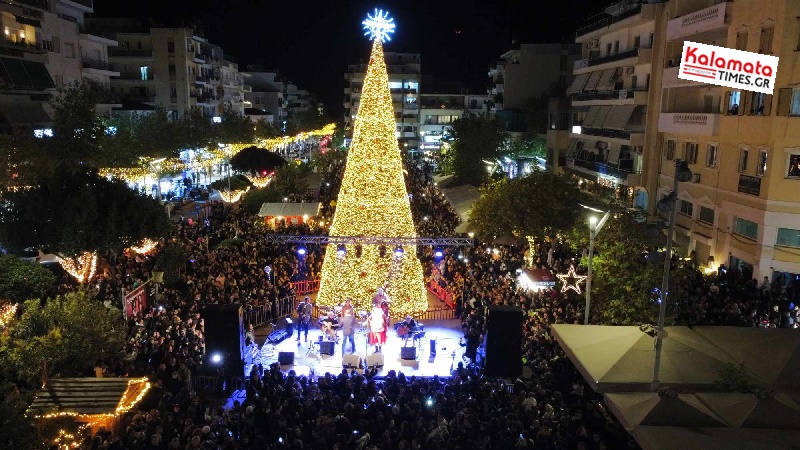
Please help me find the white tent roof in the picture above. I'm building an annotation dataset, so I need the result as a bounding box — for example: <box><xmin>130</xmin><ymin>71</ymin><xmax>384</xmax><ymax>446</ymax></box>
<box><xmin>257</xmin><ymin>202</ymin><xmax>321</xmax><ymax>218</ymax></box>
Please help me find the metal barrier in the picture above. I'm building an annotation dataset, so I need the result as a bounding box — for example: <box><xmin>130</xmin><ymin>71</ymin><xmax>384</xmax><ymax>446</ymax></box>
<box><xmin>244</xmin><ymin>295</ymin><xmax>297</xmax><ymax>328</ymax></box>
<box><xmin>413</xmin><ymin>307</ymin><xmax>457</xmax><ymax>321</ymax></box>
<box><xmin>291</xmin><ymin>279</ymin><xmax>320</xmax><ymax>295</ymax></box>
<box><xmin>426</xmin><ymin>279</ymin><xmax>455</xmax><ymax>309</ymax></box>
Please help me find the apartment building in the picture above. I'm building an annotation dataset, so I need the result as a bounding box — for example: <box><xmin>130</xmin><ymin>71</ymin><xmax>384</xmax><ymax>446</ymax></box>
<box><xmin>243</xmin><ymin>70</ymin><xmax>285</xmax><ymax>123</ymax></box>
<box><xmin>488</xmin><ymin>43</ymin><xmax>581</xmax><ymax>132</ymax></box>
<box><xmin>87</xmin><ymin>19</ymin><xmax>245</xmax><ymax>118</ymax></box>
<box><xmin>418</xmin><ymin>92</ymin><xmax>489</xmax><ymax>153</ymax></box>
<box><xmin>0</xmin><ymin>0</ymin><xmax>119</xmax><ymax>131</ymax></box>
<box><xmin>565</xmin><ymin>0</ymin><xmax>667</xmax><ymax>211</ymax></box>
<box><xmin>344</xmin><ymin>52</ymin><xmax>421</xmax><ymax>150</ymax></box>
<box><xmin>657</xmin><ymin>0</ymin><xmax>800</xmax><ymax>282</ymax></box>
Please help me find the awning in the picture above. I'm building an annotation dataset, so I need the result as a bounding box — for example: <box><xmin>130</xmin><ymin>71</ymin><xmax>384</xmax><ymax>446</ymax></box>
<box><xmin>0</xmin><ymin>58</ymin><xmax>55</xmax><ymax>90</ymax></box>
<box><xmin>27</xmin><ymin>378</ymin><xmax>150</xmax><ymax>417</ymax></box>
<box><xmin>584</xmin><ymin>70</ymin><xmax>603</xmax><ymax>91</ymax></box>
<box><xmin>607</xmin><ymin>144</ymin><xmax>622</xmax><ymax>165</ymax></box>
<box><xmin>596</xmin><ymin>68</ymin><xmax>617</xmax><ymax>91</ymax></box>
<box><xmin>603</xmin><ymin>105</ymin><xmax>637</xmax><ymax>130</ymax></box>
<box><xmin>257</xmin><ymin>202</ymin><xmax>321</xmax><ymax>218</ymax></box>
<box><xmin>0</xmin><ymin>102</ymin><xmax>51</xmax><ymax>126</ymax></box>
<box><xmin>14</xmin><ymin>16</ymin><xmax>41</xmax><ymax>27</ymax></box>
<box><xmin>566</xmin><ymin>72</ymin><xmax>590</xmax><ymax>95</ymax></box>
<box><xmin>588</xmin><ymin>105</ymin><xmax>611</xmax><ymax>128</ymax></box>
<box><xmin>582</xmin><ymin>106</ymin><xmax>600</xmax><ymax>127</ymax></box>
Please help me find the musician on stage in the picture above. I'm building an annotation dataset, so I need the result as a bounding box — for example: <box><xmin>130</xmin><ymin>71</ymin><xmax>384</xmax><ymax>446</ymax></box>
<box><xmin>320</xmin><ymin>311</ymin><xmax>340</xmax><ymax>342</ymax></box>
<box><xmin>364</xmin><ymin>294</ymin><xmax>387</xmax><ymax>353</ymax></box>
<box><xmin>340</xmin><ymin>298</ymin><xmax>356</xmax><ymax>355</ymax></box>
<box><xmin>296</xmin><ymin>296</ymin><xmax>312</xmax><ymax>344</ymax></box>
<box><xmin>397</xmin><ymin>315</ymin><xmax>421</xmax><ymax>345</ymax></box>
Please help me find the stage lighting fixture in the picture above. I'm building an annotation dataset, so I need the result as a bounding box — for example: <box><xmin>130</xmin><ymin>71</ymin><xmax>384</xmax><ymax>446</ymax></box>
<box><xmin>297</xmin><ymin>246</ymin><xmax>307</xmax><ymax>256</ymax></box>
<box><xmin>394</xmin><ymin>245</ymin><xmax>404</xmax><ymax>257</ymax></box>
<box><xmin>434</xmin><ymin>248</ymin><xmax>444</xmax><ymax>258</ymax></box>
<box><xmin>211</xmin><ymin>353</ymin><xmax>222</xmax><ymax>364</ymax></box>
<box><xmin>337</xmin><ymin>244</ymin><xmax>346</xmax><ymax>257</ymax></box>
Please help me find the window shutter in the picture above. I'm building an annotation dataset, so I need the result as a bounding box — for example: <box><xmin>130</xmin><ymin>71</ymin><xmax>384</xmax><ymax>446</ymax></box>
<box><xmin>763</xmin><ymin>94</ymin><xmax>773</xmax><ymax>116</ymax></box>
<box><xmin>777</xmin><ymin>88</ymin><xmax>792</xmax><ymax>116</ymax></box>
<box><xmin>739</xmin><ymin>91</ymin><xmax>749</xmax><ymax>116</ymax></box>
<box><xmin>723</xmin><ymin>91</ymin><xmax>731</xmax><ymax>114</ymax></box>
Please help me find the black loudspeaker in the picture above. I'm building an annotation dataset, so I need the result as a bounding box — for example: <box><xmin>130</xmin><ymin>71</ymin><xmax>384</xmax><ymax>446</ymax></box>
<box><xmin>277</xmin><ymin>317</ymin><xmax>293</xmax><ymax>338</ymax></box>
<box><xmin>430</xmin><ymin>339</ymin><xmax>437</xmax><ymax>356</ymax></box>
<box><xmin>484</xmin><ymin>305</ymin><xmax>523</xmax><ymax>378</ymax></box>
<box><xmin>202</xmin><ymin>304</ymin><xmax>244</xmax><ymax>376</ymax></box>
<box><xmin>278</xmin><ymin>352</ymin><xmax>295</xmax><ymax>365</ymax></box>
<box><xmin>401</xmin><ymin>346</ymin><xmax>417</xmax><ymax>360</ymax></box>
<box><xmin>319</xmin><ymin>341</ymin><xmax>335</xmax><ymax>356</ymax></box>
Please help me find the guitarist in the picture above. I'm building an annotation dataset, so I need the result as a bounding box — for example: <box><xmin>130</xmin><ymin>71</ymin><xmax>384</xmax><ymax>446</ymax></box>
<box><xmin>320</xmin><ymin>311</ymin><xmax>340</xmax><ymax>342</ymax></box>
<box><xmin>296</xmin><ymin>296</ymin><xmax>312</xmax><ymax>344</ymax></box>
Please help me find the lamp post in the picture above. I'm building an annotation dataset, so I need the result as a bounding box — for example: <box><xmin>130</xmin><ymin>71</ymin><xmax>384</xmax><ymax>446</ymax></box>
<box><xmin>651</xmin><ymin>159</ymin><xmax>693</xmax><ymax>392</ymax></box>
<box><xmin>585</xmin><ymin>211</ymin><xmax>611</xmax><ymax>325</ymax></box>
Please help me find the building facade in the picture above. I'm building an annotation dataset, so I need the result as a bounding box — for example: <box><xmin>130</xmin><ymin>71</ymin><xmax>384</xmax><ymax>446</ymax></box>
<box><xmin>344</xmin><ymin>52</ymin><xmax>421</xmax><ymax>151</ymax></box>
<box><xmin>418</xmin><ymin>92</ymin><xmax>489</xmax><ymax>154</ymax></box>
<box><xmin>565</xmin><ymin>0</ymin><xmax>667</xmax><ymax>211</ymax></box>
<box><xmin>657</xmin><ymin>0</ymin><xmax>800</xmax><ymax>282</ymax></box>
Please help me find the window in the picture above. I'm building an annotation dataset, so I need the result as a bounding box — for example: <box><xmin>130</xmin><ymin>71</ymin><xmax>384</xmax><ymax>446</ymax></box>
<box><xmin>140</xmin><ymin>65</ymin><xmax>148</xmax><ymax>81</ymax></box>
<box><xmin>649</xmin><ymin>32</ymin><xmax>654</xmax><ymax>47</ymax></box>
<box><xmin>760</xmin><ymin>27</ymin><xmax>774</xmax><ymax>54</ymax></box>
<box><xmin>559</xmin><ymin>54</ymin><xmax>567</xmax><ymax>71</ymax></box>
<box><xmin>685</xmin><ymin>142</ymin><xmax>698</xmax><ymax>164</ymax></box>
<box><xmin>64</xmin><ymin>42</ymin><xmax>75</xmax><ymax>58</ymax></box>
<box><xmin>634</xmin><ymin>35</ymin><xmax>640</xmax><ymax>48</ymax></box>
<box><xmin>167</xmin><ymin>41</ymin><xmax>175</xmax><ymax>53</ymax></box>
<box><xmin>792</xmin><ymin>90</ymin><xmax>800</xmax><ymax>116</ymax></box>
<box><xmin>606</xmin><ymin>42</ymin><xmax>612</xmax><ymax>55</ymax></box>
<box><xmin>699</xmin><ymin>206</ymin><xmax>715</xmax><ymax>225</ymax></box>
<box><xmin>736</xmin><ymin>32</ymin><xmax>748</xmax><ymax>51</ymax></box>
<box><xmin>679</xmin><ymin>200</ymin><xmax>693</xmax><ymax>217</ymax></box>
<box><xmin>776</xmin><ymin>88</ymin><xmax>800</xmax><ymax>116</ymax></box>
<box><xmin>168</xmin><ymin>64</ymin><xmax>176</xmax><ymax>75</ymax></box>
<box><xmin>136</xmin><ymin>41</ymin><xmax>142</xmax><ymax>50</ymax></box>
<box><xmin>614</xmin><ymin>41</ymin><xmax>620</xmax><ymax>53</ymax></box>
<box><xmin>631</xmin><ymin>75</ymin><xmax>637</xmax><ymax>89</ymax></box>
<box><xmin>739</xmin><ymin>148</ymin><xmax>749</xmax><ymax>172</ymax></box>
<box><xmin>788</xmin><ymin>153</ymin><xmax>800</xmax><ymax>178</ymax></box>
<box><xmin>706</xmin><ymin>144</ymin><xmax>718</xmax><ymax>168</ymax></box>
<box><xmin>749</xmin><ymin>92</ymin><xmax>771</xmax><ymax>116</ymax></box>
<box><xmin>665</xmin><ymin>139</ymin><xmax>676</xmax><ymax>160</ymax></box>
<box><xmin>777</xmin><ymin>228</ymin><xmax>800</xmax><ymax>248</ymax></box>
<box><xmin>734</xmin><ymin>217</ymin><xmax>758</xmax><ymax>240</ymax></box>
<box><xmin>727</xmin><ymin>91</ymin><xmax>741</xmax><ymax>115</ymax></box>
<box><xmin>757</xmin><ymin>149</ymin><xmax>768</xmax><ymax>176</ymax></box>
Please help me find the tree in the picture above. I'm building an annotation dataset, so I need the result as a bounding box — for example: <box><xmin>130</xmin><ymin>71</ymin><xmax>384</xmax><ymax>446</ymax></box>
<box><xmin>469</xmin><ymin>170</ymin><xmax>582</xmax><ymax>240</ymax></box>
<box><xmin>449</xmin><ymin>114</ymin><xmax>507</xmax><ymax>185</ymax></box>
<box><xmin>253</xmin><ymin>118</ymin><xmax>281</xmax><ymax>141</ymax></box>
<box><xmin>153</xmin><ymin>243</ymin><xmax>187</xmax><ymax>287</ymax></box>
<box><xmin>216</xmin><ymin>107</ymin><xmax>255</xmax><ymax>144</ymax></box>
<box><xmin>0</xmin><ymin>382</ymin><xmax>37</xmax><ymax>449</ymax></box>
<box><xmin>48</xmin><ymin>82</ymin><xmax>110</xmax><ymax>170</ymax></box>
<box><xmin>229</xmin><ymin>146</ymin><xmax>287</xmax><ymax>175</ymax></box>
<box><xmin>0</xmin><ymin>291</ymin><xmax>125</xmax><ymax>387</ymax></box>
<box><xmin>176</xmin><ymin>108</ymin><xmax>214</xmax><ymax>150</ymax></box>
<box><xmin>240</xmin><ymin>162</ymin><xmax>309</xmax><ymax>214</ymax></box>
<box><xmin>0</xmin><ymin>256</ymin><xmax>56</xmax><ymax>302</ymax></box>
<box><xmin>0</xmin><ymin>169</ymin><xmax>171</xmax><ymax>257</ymax></box>
<box><xmin>209</xmin><ymin>174</ymin><xmax>252</xmax><ymax>192</ymax></box>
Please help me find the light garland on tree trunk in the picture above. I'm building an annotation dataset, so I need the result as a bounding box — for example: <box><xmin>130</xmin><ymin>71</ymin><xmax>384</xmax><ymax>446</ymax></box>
<box><xmin>60</xmin><ymin>252</ymin><xmax>97</xmax><ymax>284</ymax></box>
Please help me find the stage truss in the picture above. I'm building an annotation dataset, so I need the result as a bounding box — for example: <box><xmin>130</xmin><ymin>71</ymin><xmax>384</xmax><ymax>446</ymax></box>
<box><xmin>262</xmin><ymin>234</ymin><xmax>474</xmax><ymax>247</ymax></box>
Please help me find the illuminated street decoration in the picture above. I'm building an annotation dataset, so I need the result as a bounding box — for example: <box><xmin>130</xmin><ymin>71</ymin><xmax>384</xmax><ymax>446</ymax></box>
<box><xmin>362</xmin><ymin>8</ymin><xmax>395</xmax><ymax>43</ymax></box>
<box><xmin>129</xmin><ymin>238</ymin><xmax>158</xmax><ymax>255</ymax></box>
<box><xmin>557</xmin><ymin>265</ymin><xmax>588</xmax><ymax>294</ymax></box>
<box><xmin>61</xmin><ymin>252</ymin><xmax>97</xmax><ymax>284</ymax></box>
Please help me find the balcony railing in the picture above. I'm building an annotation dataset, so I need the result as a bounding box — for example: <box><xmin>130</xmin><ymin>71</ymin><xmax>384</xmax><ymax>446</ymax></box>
<box><xmin>82</xmin><ymin>58</ymin><xmax>113</xmax><ymax>71</ymax></box>
<box><xmin>657</xmin><ymin>112</ymin><xmax>720</xmax><ymax>136</ymax></box>
<box><xmin>0</xmin><ymin>39</ymin><xmax>45</xmax><ymax>55</ymax></box>
<box><xmin>109</xmin><ymin>48</ymin><xmax>152</xmax><ymax>58</ymax></box>
<box><xmin>576</xmin><ymin>3</ymin><xmax>642</xmax><ymax>37</ymax></box>
<box><xmin>574</xmin><ymin>46</ymin><xmax>650</xmax><ymax>70</ymax></box>
<box><xmin>577</xmin><ymin>127</ymin><xmax>638</xmax><ymax>140</ymax></box>
<box><xmin>64</xmin><ymin>0</ymin><xmax>93</xmax><ymax>8</ymax></box>
<box><xmin>572</xmin><ymin>89</ymin><xmax>645</xmax><ymax>102</ymax></box>
<box><xmin>568</xmin><ymin>158</ymin><xmax>639</xmax><ymax>180</ymax></box>
<box><xmin>16</xmin><ymin>0</ymin><xmax>48</xmax><ymax>9</ymax></box>
<box><xmin>666</xmin><ymin>1</ymin><xmax>729</xmax><ymax>41</ymax></box>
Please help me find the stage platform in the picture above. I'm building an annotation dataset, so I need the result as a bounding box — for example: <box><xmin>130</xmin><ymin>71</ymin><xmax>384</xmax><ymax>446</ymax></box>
<box><xmin>246</xmin><ymin>318</ymin><xmax>466</xmax><ymax>378</ymax></box>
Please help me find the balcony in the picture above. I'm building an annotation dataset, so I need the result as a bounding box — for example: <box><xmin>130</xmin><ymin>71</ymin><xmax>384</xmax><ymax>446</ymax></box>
<box><xmin>62</xmin><ymin>0</ymin><xmax>93</xmax><ymax>10</ymax></box>
<box><xmin>241</xmin><ymin>85</ymin><xmax>251</xmax><ymax>92</ymax></box>
<box><xmin>0</xmin><ymin>39</ymin><xmax>45</xmax><ymax>58</ymax></box>
<box><xmin>108</xmin><ymin>48</ymin><xmax>153</xmax><ymax>58</ymax></box>
<box><xmin>82</xmin><ymin>58</ymin><xmax>116</xmax><ymax>73</ymax></box>
<box><xmin>666</xmin><ymin>1</ymin><xmax>730</xmax><ymax>41</ymax></box>
<box><xmin>574</xmin><ymin>46</ymin><xmax>651</xmax><ymax>73</ymax></box>
<box><xmin>568</xmin><ymin>158</ymin><xmax>639</xmax><ymax>183</ymax></box>
<box><xmin>662</xmin><ymin>66</ymin><xmax>706</xmax><ymax>88</ymax></box>
<box><xmin>658</xmin><ymin>112</ymin><xmax>720</xmax><ymax>136</ymax></box>
<box><xmin>116</xmin><ymin>72</ymin><xmax>153</xmax><ymax>81</ymax></box>
<box><xmin>576</xmin><ymin>3</ymin><xmax>643</xmax><ymax>38</ymax></box>
<box><xmin>572</xmin><ymin>89</ymin><xmax>648</xmax><ymax>104</ymax></box>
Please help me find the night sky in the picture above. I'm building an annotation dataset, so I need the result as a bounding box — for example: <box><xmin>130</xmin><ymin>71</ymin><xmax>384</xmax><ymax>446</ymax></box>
<box><xmin>96</xmin><ymin>0</ymin><xmax>605</xmax><ymax>116</ymax></box>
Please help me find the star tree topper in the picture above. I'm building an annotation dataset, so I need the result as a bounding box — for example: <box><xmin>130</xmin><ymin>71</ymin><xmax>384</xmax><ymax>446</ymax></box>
<box><xmin>557</xmin><ymin>265</ymin><xmax>587</xmax><ymax>294</ymax></box>
<box><xmin>362</xmin><ymin>8</ymin><xmax>395</xmax><ymax>43</ymax></box>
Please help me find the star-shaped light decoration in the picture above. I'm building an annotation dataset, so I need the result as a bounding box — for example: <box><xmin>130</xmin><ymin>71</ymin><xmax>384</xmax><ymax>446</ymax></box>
<box><xmin>557</xmin><ymin>265</ymin><xmax>588</xmax><ymax>294</ymax></box>
<box><xmin>362</xmin><ymin>8</ymin><xmax>395</xmax><ymax>43</ymax></box>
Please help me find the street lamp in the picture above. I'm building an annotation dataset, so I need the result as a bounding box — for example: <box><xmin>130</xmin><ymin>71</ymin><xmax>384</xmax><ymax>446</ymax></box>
<box><xmin>585</xmin><ymin>211</ymin><xmax>611</xmax><ymax>325</ymax></box>
<box><xmin>651</xmin><ymin>159</ymin><xmax>692</xmax><ymax>392</ymax></box>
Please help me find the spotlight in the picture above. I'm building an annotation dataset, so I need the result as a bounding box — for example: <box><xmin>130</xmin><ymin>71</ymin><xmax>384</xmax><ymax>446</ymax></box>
<box><xmin>211</xmin><ymin>353</ymin><xmax>222</xmax><ymax>364</ymax></box>
<box><xmin>379</xmin><ymin>245</ymin><xmax>387</xmax><ymax>258</ymax></box>
<box><xmin>394</xmin><ymin>246</ymin><xmax>404</xmax><ymax>257</ymax></box>
<box><xmin>434</xmin><ymin>248</ymin><xmax>444</xmax><ymax>258</ymax></box>
<box><xmin>426</xmin><ymin>398</ymin><xmax>434</xmax><ymax>407</ymax></box>
<box><xmin>297</xmin><ymin>246</ymin><xmax>307</xmax><ymax>256</ymax></box>
<box><xmin>355</xmin><ymin>244</ymin><xmax>363</xmax><ymax>258</ymax></box>
<box><xmin>337</xmin><ymin>244</ymin><xmax>346</xmax><ymax>257</ymax></box>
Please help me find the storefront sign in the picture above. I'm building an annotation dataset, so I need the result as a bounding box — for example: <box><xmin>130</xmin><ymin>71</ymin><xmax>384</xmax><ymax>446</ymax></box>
<box><xmin>679</xmin><ymin>41</ymin><xmax>779</xmax><ymax>94</ymax></box>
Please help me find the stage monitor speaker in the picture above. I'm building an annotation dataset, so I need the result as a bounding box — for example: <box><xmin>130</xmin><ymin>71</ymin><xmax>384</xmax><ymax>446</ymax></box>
<box><xmin>484</xmin><ymin>305</ymin><xmax>523</xmax><ymax>378</ymax></box>
<box><xmin>342</xmin><ymin>354</ymin><xmax>361</xmax><ymax>370</ymax></box>
<box><xmin>430</xmin><ymin>339</ymin><xmax>437</xmax><ymax>356</ymax></box>
<box><xmin>319</xmin><ymin>341</ymin><xmax>335</xmax><ymax>356</ymax></box>
<box><xmin>366</xmin><ymin>353</ymin><xmax>384</xmax><ymax>369</ymax></box>
<box><xmin>278</xmin><ymin>352</ymin><xmax>295</xmax><ymax>365</ymax></box>
<box><xmin>277</xmin><ymin>317</ymin><xmax>293</xmax><ymax>338</ymax></box>
<box><xmin>202</xmin><ymin>304</ymin><xmax>244</xmax><ymax>375</ymax></box>
<box><xmin>401</xmin><ymin>346</ymin><xmax>417</xmax><ymax>360</ymax></box>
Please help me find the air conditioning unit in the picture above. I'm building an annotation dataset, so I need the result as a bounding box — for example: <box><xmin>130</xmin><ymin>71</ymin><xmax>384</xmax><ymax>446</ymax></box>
<box><xmin>625</xmin><ymin>66</ymin><xmax>635</xmax><ymax>74</ymax></box>
<box><xmin>692</xmin><ymin>173</ymin><xmax>701</xmax><ymax>183</ymax></box>
<box><xmin>588</xmin><ymin>39</ymin><xmax>600</xmax><ymax>50</ymax></box>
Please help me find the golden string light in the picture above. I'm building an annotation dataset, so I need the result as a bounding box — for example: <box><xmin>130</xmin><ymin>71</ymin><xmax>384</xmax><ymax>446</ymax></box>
<box><xmin>60</xmin><ymin>252</ymin><xmax>97</xmax><ymax>284</ymax></box>
<box><xmin>31</xmin><ymin>377</ymin><xmax>151</xmax><ymax>419</ymax></box>
<box><xmin>557</xmin><ymin>265</ymin><xmax>587</xmax><ymax>294</ymax></box>
<box><xmin>0</xmin><ymin>302</ymin><xmax>17</xmax><ymax>328</ymax></box>
<box><xmin>246</xmin><ymin>175</ymin><xmax>271</xmax><ymax>188</ymax></box>
<box><xmin>316</xmin><ymin>39</ymin><xmax>427</xmax><ymax>318</ymax></box>
<box><xmin>218</xmin><ymin>187</ymin><xmax>250</xmax><ymax>203</ymax></box>
<box><xmin>129</xmin><ymin>238</ymin><xmax>158</xmax><ymax>255</ymax></box>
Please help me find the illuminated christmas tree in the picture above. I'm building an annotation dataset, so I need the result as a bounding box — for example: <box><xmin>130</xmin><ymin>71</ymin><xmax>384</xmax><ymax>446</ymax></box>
<box><xmin>316</xmin><ymin>10</ymin><xmax>428</xmax><ymax>317</ymax></box>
